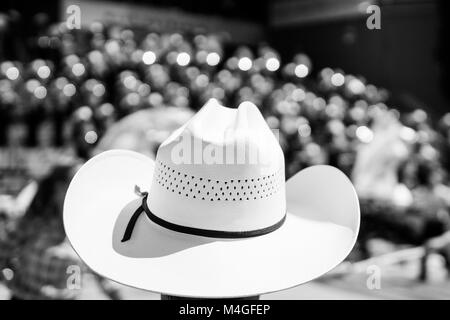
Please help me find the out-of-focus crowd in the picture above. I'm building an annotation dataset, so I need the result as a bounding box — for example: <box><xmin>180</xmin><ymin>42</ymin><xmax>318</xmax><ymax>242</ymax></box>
<box><xmin>1</xmin><ymin>18</ymin><xmax>450</xmax><ymax>299</ymax></box>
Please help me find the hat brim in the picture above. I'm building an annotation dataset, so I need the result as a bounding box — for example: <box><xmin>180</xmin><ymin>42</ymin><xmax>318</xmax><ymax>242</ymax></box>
<box><xmin>64</xmin><ymin>150</ymin><xmax>359</xmax><ymax>298</ymax></box>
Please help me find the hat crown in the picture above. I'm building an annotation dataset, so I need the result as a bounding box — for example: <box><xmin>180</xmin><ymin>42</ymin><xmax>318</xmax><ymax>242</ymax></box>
<box><xmin>147</xmin><ymin>99</ymin><xmax>286</xmax><ymax>233</ymax></box>
<box><xmin>158</xmin><ymin>99</ymin><xmax>283</xmax><ymax>177</ymax></box>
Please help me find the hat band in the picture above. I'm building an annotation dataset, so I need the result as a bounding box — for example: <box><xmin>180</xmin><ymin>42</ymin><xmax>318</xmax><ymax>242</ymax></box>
<box><xmin>121</xmin><ymin>192</ymin><xmax>286</xmax><ymax>242</ymax></box>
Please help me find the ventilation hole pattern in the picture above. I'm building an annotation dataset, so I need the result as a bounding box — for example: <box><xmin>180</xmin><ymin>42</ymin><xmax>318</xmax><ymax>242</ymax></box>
<box><xmin>154</xmin><ymin>160</ymin><xmax>284</xmax><ymax>202</ymax></box>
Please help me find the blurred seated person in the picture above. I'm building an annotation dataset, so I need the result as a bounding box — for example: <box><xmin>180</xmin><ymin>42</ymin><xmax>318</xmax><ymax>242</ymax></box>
<box><xmin>353</xmin><ymin>110</ymin><xmax>450</xmax><ymax>253</ymax></box>
<box><xmin>352</xmin><ymin>110</ymin><xmax>413</xmax><ymax>207</ymax></box>
<box><xmin>0</xmin><ymin>162</ymin><xmax>123</xmax><ymax>299</ymax></box>
<box><xmin>95</xmin><ymin>106</ymin><xmax>193</xmax><ymax>158</ymax></box>
<box><xmin>410</xmin><ymin>162</ymin><xmax>450</xmax><ymax>239</ymax></box>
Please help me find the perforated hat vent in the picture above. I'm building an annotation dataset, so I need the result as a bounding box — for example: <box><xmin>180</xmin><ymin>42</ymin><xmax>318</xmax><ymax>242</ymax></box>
<box><xmin>155</xmin><ymin>160</ymin><xmax>283</xmax><ymax>202</ymax></box>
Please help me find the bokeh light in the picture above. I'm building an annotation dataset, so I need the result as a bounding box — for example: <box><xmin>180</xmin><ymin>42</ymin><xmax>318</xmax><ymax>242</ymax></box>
<box><xmin>34</xmin><ymin>86</ymin><xmax>47</xmax><ymax>99</ymax></box>
<box><xmin>72</xmin><ymin>63</ymin><xmax>86</xmax><ymax>77</ymax></box>
<box><xmin>265</xmin><ymin>57</ymin><xmax>280</xmax><ymax>72</ymax></box>
<box><xmin>6</xmin><ymin>67</ymin><xmax>20</xmax><ymax>80</ymax></box>
<box><xmin>176</xmin><ymin>52</ymin><xmax>191</xmax><ymax>66</ymax></box>
<box><xmin>206</xmin><ymin>52</ymin><xmax>220</xmax><ymax>66</ymax></box>
<box><xmin>238</xmin><ymin>57</ymin><xmax>252</xmax><ymax>71</ymax></box>
<box><xmin>37</xmin><ymin>66</ymin><xmax>51</xmax><ymax>79</ymax></box>
<box><xmin>331</xmin><ymin>72</ymin><xmax>345</xmax><ymax>86</ymax></box>
<box><xmin>84</xmin><ymin>131</ymin><xmax>98</xmax><ymax>144</ymax></box>
<box><xmin>356</xmin><ymin>125</ymin><xmax>374</xmax><ymax>143</ymax></box>
<box><xmin>142</xmin><ymin>51</ymin><xmax>156</xmax><ymax>65</ymax></box>
<box><xmin>63</xmin><ymin>83</ymin><xmax>76</xmax><ymax>97</ymax></box>
<box><xmin>294</xmin><ymin>64</ymin><xmax>309</xmax><ymax>78</ymax></box>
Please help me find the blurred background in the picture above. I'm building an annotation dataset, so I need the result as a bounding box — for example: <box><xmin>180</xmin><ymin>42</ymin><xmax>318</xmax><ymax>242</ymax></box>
<box><xmin>1</xmin><ymin>0</ymin><xmax>450</xmax><ymax>299</ymax></box>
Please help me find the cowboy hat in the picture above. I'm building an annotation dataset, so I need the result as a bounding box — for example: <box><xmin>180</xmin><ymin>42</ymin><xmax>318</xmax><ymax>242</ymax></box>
<box><xmin>63</xmin><ymin>99</ymin><xmax>360</xmax><ymax>298</ymax></box>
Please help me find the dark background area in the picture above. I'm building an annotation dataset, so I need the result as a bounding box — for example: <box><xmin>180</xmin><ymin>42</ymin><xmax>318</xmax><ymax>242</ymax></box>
<box><xmin>0</xmin><ymin>0</ymin><xmax>448</xmax><ymax>118</ymax></box>
<box><xmin>271</xmin><ymin>0</ymin><xmax>450</xmax><ymax>118</ymax></box>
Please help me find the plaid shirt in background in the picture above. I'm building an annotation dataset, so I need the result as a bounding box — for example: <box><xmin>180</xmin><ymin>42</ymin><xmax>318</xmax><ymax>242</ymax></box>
<box><xmin>0</xmin><ymin>218</ymin><xmax>87</xmax><ymax>300</ymax></box>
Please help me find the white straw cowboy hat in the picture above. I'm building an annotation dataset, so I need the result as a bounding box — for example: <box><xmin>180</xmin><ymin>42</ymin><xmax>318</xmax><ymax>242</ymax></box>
<box><xmin>63</xmin><ymin>99</ymin><xmax>360</xmax><ymax>298</ymax></box>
